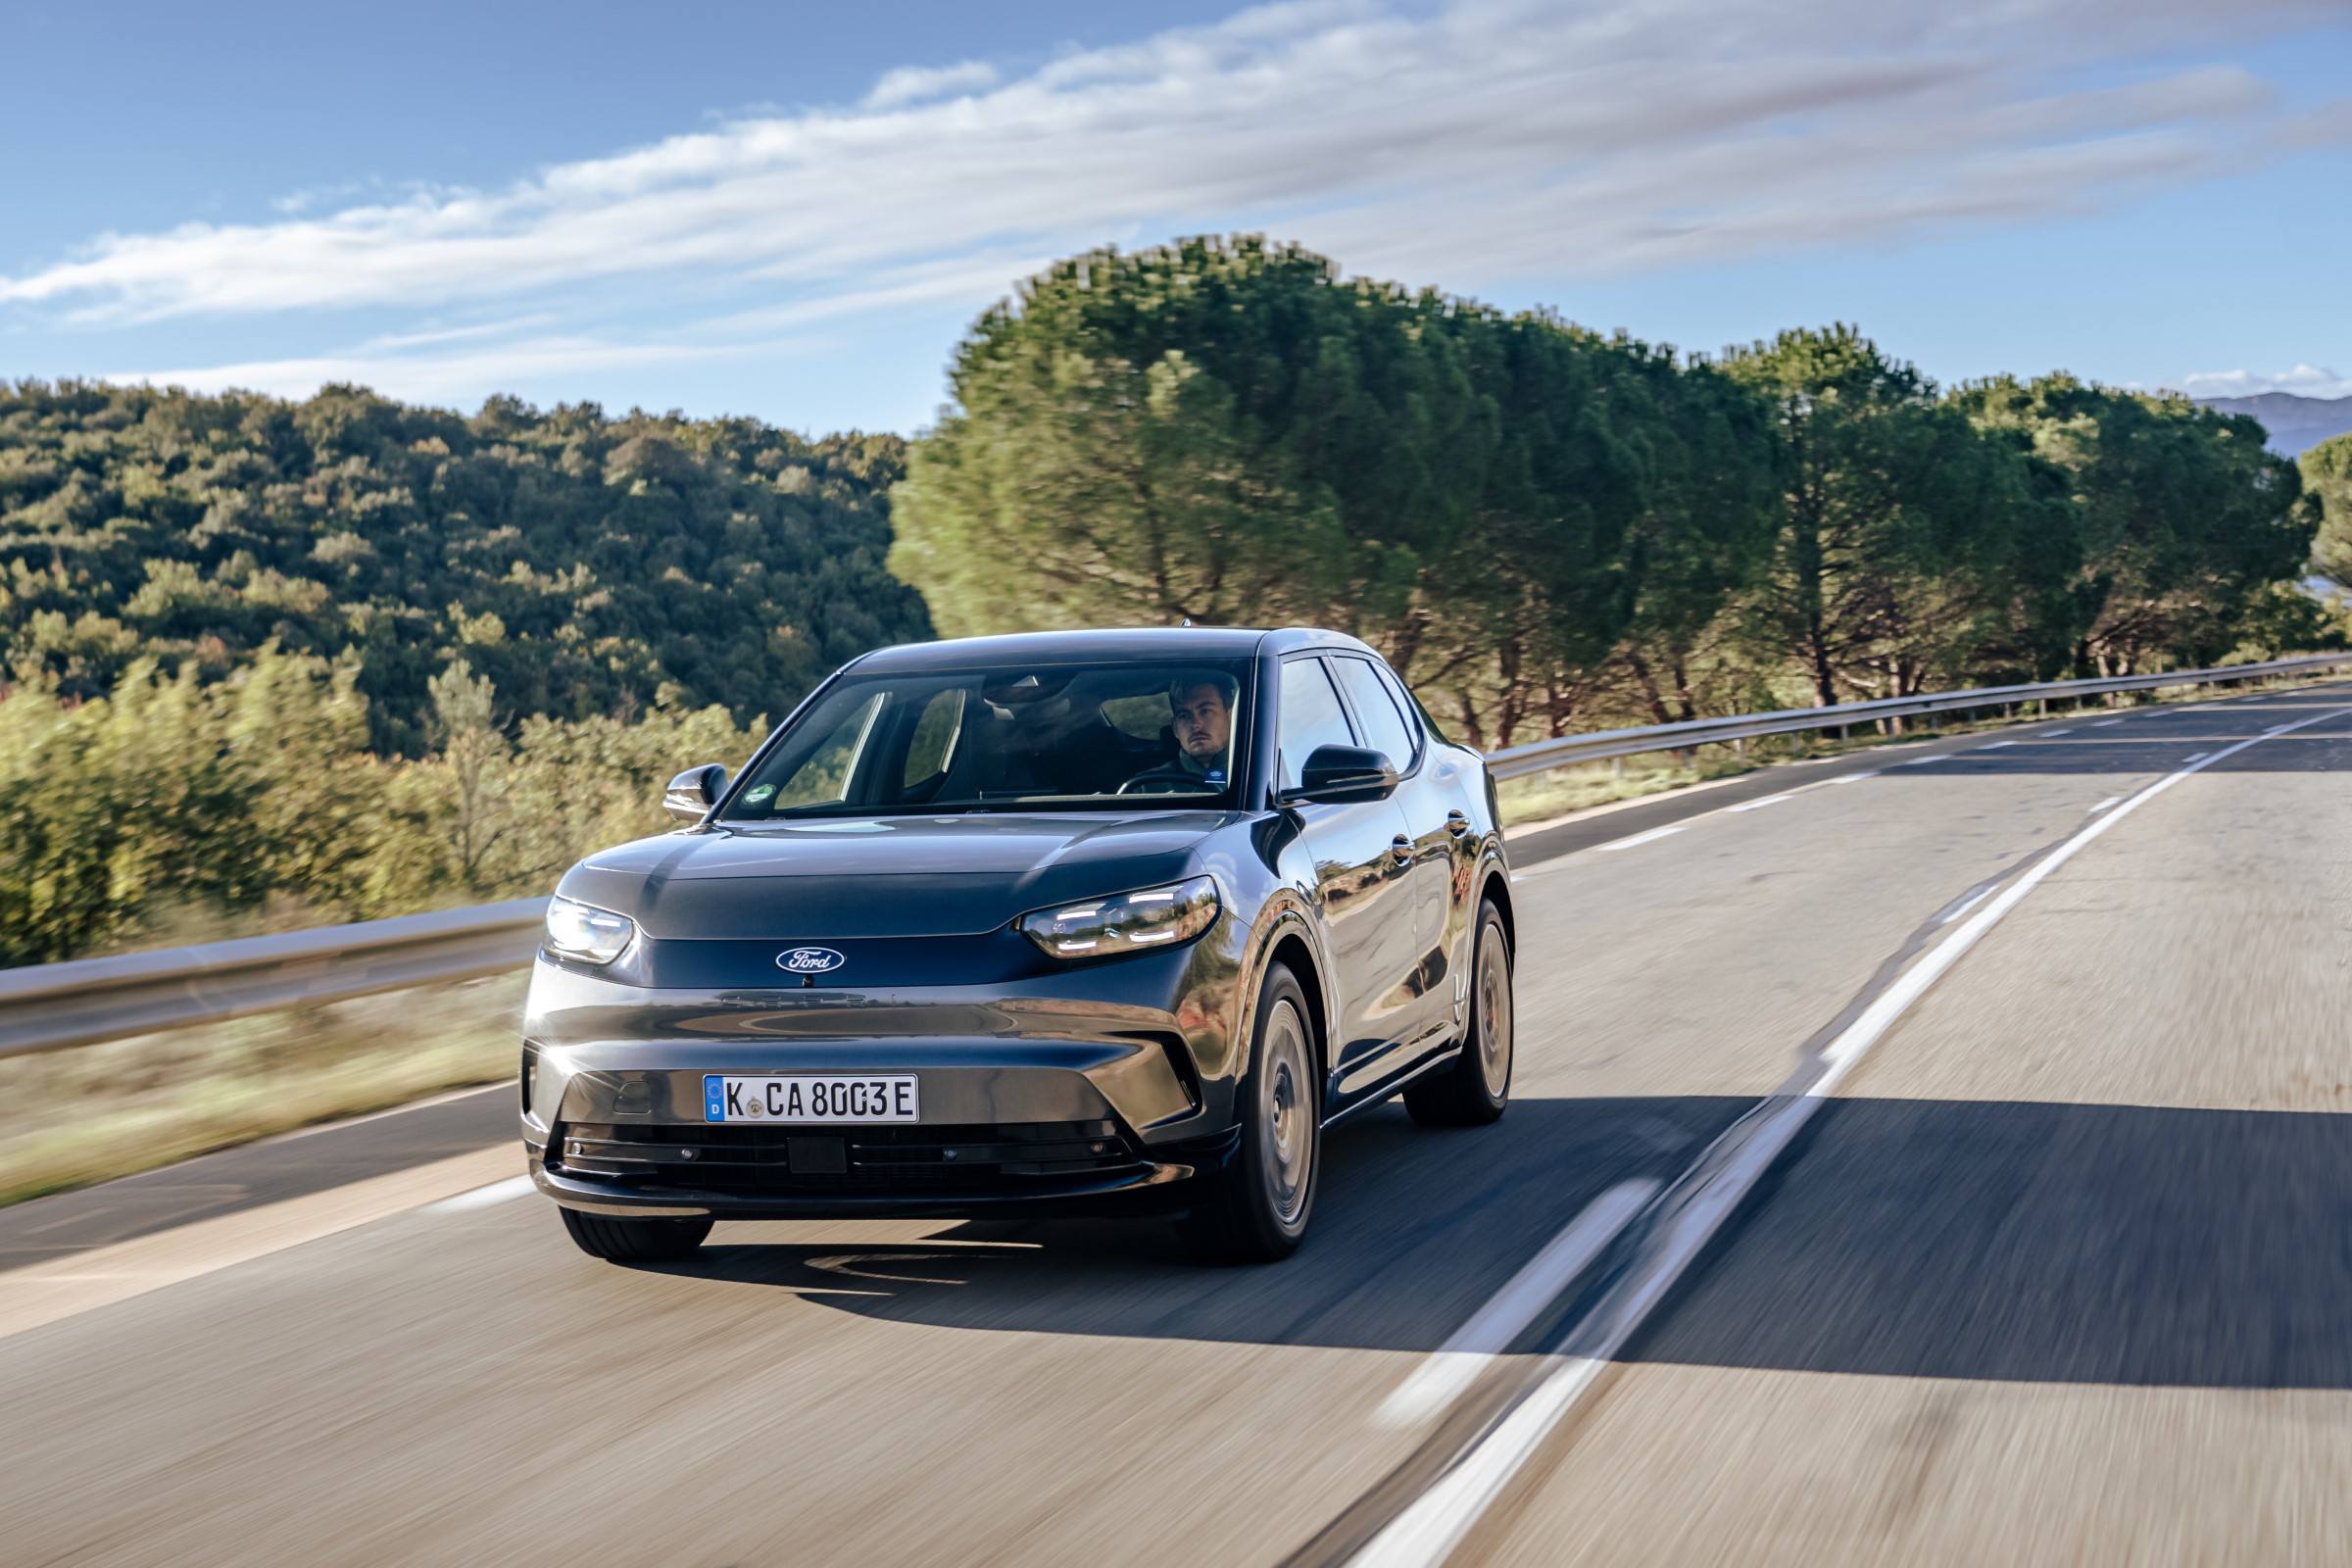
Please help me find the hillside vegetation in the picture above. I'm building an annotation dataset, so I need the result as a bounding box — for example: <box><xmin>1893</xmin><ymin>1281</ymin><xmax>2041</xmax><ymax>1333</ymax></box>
<box><xmin>0</xmin><ymin>238</ymin><xmax>2337</xmax><ymax>966</ymax></box>
<box><xmin>0</xmin><ymin>382</ymin><xmax>928</xmax><ymax>753</ymax></box>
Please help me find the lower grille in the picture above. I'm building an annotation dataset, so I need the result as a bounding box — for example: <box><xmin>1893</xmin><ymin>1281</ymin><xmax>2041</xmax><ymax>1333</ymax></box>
<box><xmin>550</xmin><ymin>1119</ymin><xmax>1148</xmax><ymax>1197</ymax></box>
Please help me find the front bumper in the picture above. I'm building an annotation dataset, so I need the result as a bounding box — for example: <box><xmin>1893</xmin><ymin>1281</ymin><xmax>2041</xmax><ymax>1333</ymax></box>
<box><xmin>520</xmin><ymin>951</ymin><xmax>1238</xmax><ymax>1219</ymax></box>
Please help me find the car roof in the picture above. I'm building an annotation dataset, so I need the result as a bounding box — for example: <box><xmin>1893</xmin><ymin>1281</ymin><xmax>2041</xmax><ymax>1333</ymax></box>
<box><xmin>848</xmin><ymin>626</ymin><xmax>1378</xmax><ymax>670</ymax></box>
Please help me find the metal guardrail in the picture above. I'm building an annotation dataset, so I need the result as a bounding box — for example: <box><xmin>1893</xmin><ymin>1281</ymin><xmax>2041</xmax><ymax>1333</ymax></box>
<box><xmin>4</xmin><ymin>650</ymin><xmax>2347</xmax><ymax>1058</ymax></box>
<box><xmin>1482</xmin><ymin>653</ymin><xmax>2352</xmax><ymax>780</ymax></box>
<box><xmin>0</xmin><ymin>898</ymin><xmax>550</xmax><ymax>1061</ymax></box>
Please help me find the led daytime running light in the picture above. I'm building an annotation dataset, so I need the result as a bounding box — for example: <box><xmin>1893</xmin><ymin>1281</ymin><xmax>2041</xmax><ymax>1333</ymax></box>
<box><xmin>545</xmin><ymin>896</ymin><xmax>636</xmax><ymax>964</ymax></box>
<box><xmin>1019</xmin><ymin>876</ymin><xmax>1219</xmax><ymax>960</ymax></box>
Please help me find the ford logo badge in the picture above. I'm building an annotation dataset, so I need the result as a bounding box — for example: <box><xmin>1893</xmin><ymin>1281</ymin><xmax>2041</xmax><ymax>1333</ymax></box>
<box><xmin>777</xmin><ymin>947</ymin><xmax>847</xmax><ymax>975</ymax></box>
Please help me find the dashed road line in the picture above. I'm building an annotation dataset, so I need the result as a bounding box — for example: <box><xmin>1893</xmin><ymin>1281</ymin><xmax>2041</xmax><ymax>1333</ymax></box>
<box><xmin>1331</xmin><ymin>700</ymin><xmax>2352</xmax><ymax>1568</ymax></box>
<box><xmin>1588</xmin><ymin>825</ymin><xmax>1684</xmax><ymax>854</ymax></box>
<box><xmin>0</xmin><ymin>1145</ymin><xmax>518</xmax><ymax>1343</ymax></box>
<box><xmin>423</xmin><ymin>1174</ymin><xmax>536</xmax><ymax>1213</ymax></box>
<box><xmin>1726</xmin><ymin>794</ymin><xmax>1792</xmax><ymax>812</ymax></box>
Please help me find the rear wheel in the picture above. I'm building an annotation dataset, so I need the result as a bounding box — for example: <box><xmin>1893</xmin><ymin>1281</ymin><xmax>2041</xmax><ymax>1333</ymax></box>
<box><xmin>1404</xmin><ymin>900</ymin><xmax>1512</xmax><ymax>1127</ymax></box>
<box><xmin>1182</xmin><ymin>964</ymin><xmax>1319</xmax><ymax>1264</ymax></box>
<box><xmin>559</xmin><ymin>1205</ymin><xmax>713</xmax><ymax>1263</ymax></box>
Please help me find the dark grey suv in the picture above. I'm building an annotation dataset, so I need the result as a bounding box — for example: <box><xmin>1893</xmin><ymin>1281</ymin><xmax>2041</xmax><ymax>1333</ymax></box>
<box><xmin>523</xmin><ymin>627</ymin><xmax>1514</xmax><ymax>1263</ymax></box>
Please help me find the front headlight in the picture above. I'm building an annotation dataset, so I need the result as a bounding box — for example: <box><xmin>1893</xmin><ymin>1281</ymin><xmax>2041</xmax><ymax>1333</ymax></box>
<box><xmin>1018</xmin><ymin>875</ymin><xmax>1221</xmax><ymax>959</ymax></box>
<box><xmin>545</xmin><ymin>896</ymin><xmax>636</xmax><ymax>964</ymax></box>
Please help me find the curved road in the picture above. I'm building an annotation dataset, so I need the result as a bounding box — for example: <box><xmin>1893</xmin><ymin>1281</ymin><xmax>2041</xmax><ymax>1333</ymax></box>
<box><xmin>4</xmin><ymin>685</ymin><xmax>2347</xmax><ymax>1566</ymax></box>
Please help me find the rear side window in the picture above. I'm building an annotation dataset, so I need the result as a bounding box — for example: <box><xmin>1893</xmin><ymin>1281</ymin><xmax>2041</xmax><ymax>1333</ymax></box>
<box><xmin>1331</xmin><ymin>657</ymin><xmax>1417</xmax><ymax>769</ymax></box>
<box><xmin>1277</xmin><ymin>658</ymin><xmax>1358</xmax><ymax>791</ymax></box>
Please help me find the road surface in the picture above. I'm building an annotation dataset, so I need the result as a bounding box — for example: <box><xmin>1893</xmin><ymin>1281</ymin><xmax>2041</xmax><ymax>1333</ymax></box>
<box><xmin>3</xmin><ymin>685</ymin><xmax>2346</xmax><ymax>1566</ymax></box>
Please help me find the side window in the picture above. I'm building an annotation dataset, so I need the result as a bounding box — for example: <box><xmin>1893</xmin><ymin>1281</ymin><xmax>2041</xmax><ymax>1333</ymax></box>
<box><xmin>1331</xmin><ymin>657</ymin><xmax>1417</xmax><ymax>769</ymax></box>
<box><xmin>1278</xmin><ymin>658</ymin><xmax>1358</xmax><ymax>792</ymax></box>
<box><xmin>901</xmin><ymin>688</ymin><xmax>965</xmax><ymax>791</ymax></box>
<box><xmin>1372</xmin><ymin>661</ymin><xmax>1437</xmax><ymax>748</ymax></box>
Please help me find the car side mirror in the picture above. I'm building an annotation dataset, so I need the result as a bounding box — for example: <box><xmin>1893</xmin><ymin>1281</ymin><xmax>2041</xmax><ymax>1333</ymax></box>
<box><xmin>1284</xmin><ymin>745</ymin><xmax>1398</xmax><ymax>805</ymax></box>
<box><xmin>662</xmin><ymin>762</ymin><xmax>728</xmax><ymax>822</ymax></box>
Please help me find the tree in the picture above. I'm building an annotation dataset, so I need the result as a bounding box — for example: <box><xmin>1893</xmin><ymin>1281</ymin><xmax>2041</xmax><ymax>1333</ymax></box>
<box><xmin>2303</xmin><ymin>432</ymin><xmax>2352</xmax><ymax>585</ymax></box>
<box><xmin>1958</xmin><ymin>375</ymin><xmax>2314</xmax><ymax>673</ymax></box>
<box><xmin>893</xmin><ymin>236</ymin><xmax>1777</xmax><ymax>748</ymax></box>
<box><xmin>1722</xmin><ymin>327</ymin><xmax>2047</xmax><ymax>708</ymax></box>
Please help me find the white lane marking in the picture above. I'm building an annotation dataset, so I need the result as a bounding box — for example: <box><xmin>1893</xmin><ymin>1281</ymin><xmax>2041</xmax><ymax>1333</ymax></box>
<box><xmin>2088</xmin><ymin>797</ymin><xmax>2123</xmax><ymax>812</ymax></box>
<box><xmin>423</xmin><ymin>1174</ymin><xmax>536</xmax><ymax>1213</ymax></box>
<box><xmin>2042</xmin><ymin>729</ymin><xmax>2072</xmax><ymax>737</ymax></box>
<box><xmin>2183</xmin><ymin>752</ymin><xmax>2208</xmax><ymax>761</ymax></box>
<box><xmin>1589</xmin><ymin>825</ymin><xmax>1684</xmax><ymax>854</ymax></box>
<box><xmin>2091</xmin><ymin>718</ymin><xmax>2124</xmax><ymax>727</ymax></box>
<box><xmin>1350</xmin><ymin>701</ymin><xmax>2352</xmax><ymax>1568</ymax></box>
<box><xmin>1937</xmin><ymin>888</ymin><xmax>1992</xmax><ymax>925</ymax></box>
<box><xmin>1977</xmin><ymin>740</ymin><xmax>2018</xmax><ymax>749</ymax></box>
<box><xmin>1824</xmin><ymin>771</ymin><xmax>1880</xmax><ymax>784</ymax></box>
<box><xmin>0</xmin><ymin>1146</ymin><xmax>520</xmax><ymax>1343</ymax></box>
<box><xmin>1373</xmin><ymin>1181</ymin><xmax>1658</xmax><ymax>1429</ymax></box>
<box><xmin>1727</xmin><ymin>794</ymin><xmax>1792</xmax><ymax>812</ymax></box>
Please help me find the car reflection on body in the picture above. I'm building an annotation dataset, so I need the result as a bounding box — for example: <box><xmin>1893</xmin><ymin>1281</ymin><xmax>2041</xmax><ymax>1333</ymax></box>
<box><xmin>522</xmin><ymin>627</ymin><xmax>1514</xmax><ymax>1263</ymax></box>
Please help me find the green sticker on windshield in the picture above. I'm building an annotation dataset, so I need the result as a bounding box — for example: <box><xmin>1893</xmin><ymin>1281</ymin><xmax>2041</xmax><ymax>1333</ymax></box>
<box><xmin>745</xmin><ymin>784</ymin><xmax>776</xmax><ymax>804</ymax></box>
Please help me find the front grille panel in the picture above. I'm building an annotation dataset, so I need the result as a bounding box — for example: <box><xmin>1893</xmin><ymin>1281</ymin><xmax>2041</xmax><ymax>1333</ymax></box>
<box><xmin>550</xmin><ymin>1118</ymin><xmax>1147</xmax><ymax>1196</ymax></box>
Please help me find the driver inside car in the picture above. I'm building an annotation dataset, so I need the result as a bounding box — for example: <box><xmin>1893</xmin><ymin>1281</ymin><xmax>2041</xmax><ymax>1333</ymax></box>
<box><xmin>1121</xmin><ymin>672</ymin><xmax>1237</xmax><ymax>794</ymax></box>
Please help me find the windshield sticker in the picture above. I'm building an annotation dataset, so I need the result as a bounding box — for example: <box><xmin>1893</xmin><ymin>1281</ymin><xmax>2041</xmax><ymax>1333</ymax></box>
<box><xmin>744</xmin><ymin>784</ymin><xmax>777</xmax><ymax>804</ymax></box>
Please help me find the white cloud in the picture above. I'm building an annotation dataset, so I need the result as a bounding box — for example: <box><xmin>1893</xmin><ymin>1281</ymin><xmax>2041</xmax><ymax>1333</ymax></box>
<box><xmin>862</xmin><ymin>59</ymin><xmax>1002</xmax><ymax>110</ymax></box>
<box><xmin>6</xmin><ymin>0</ymin><xmax>2345</xmax><ymax>366</ymax></box>
<box><xmin>2173</xmin><ymin>365</ymin><xmax>2352</xmax><ymax>400</ymax></box>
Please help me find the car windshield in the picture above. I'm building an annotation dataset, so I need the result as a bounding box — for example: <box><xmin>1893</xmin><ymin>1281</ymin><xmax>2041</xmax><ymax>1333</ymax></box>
<box><xmin>721</xmin><ymin>659</ymin><xmax>1252</xmax><ymax>819</ymax></box>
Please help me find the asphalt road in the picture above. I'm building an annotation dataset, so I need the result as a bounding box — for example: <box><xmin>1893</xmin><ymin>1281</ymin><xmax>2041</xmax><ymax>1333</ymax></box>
<box><xmin>4</xmin><ymin>685</ymin><xmax>2348</xmax><ymax>1566</ymax></box>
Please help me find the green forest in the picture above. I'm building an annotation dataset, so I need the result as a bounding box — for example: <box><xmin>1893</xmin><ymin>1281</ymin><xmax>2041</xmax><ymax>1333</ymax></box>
<box><xmin>2</xmin><ymin>235</ymin><xmax>2343</xmax><ymax>966</ymax></box>
<box><xmin>896</xmin><ymin>237</ymin><xmax>2333</xmax><ymax>749</ymax></box>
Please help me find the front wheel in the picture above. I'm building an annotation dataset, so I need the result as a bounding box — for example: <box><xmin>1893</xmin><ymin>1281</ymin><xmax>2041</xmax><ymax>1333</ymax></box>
<box><xmin>559</xmin><ymin>1205</ymin><xmax>712</xmax><ymax>1264</ymax></box>
<box><xmin>1182</xmin><ymin>964</ymin><xmax>1320</xmax><ymax>1264</ymax></box>
<box><xmin>1404</xmin><ymin>900</ymin><xmax>1512</xmax><ymax>1127</ymax></box>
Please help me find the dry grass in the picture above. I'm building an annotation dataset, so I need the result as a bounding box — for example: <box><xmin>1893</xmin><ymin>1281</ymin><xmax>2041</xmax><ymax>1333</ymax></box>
<box><xmin>0</xmin><ymin>972</ymin><xmax>525</xmax><ymax>1207</ymax></box>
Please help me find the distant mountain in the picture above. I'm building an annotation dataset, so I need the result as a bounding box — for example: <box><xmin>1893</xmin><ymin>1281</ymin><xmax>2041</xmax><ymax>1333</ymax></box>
<box><xmin>2193</xmin><ymin>392</ymin><xmax>2352</xmax><ymax>457</ymax></box>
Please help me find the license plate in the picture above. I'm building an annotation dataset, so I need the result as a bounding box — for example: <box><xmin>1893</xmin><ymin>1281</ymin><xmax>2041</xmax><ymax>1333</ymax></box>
<box><xmin>703</xmin><ymin>1074</ymin><xmax>918</xmax><ymax>1123</ymax></box>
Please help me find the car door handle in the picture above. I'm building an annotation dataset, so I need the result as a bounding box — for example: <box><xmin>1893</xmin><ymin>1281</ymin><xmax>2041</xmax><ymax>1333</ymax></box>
<box><xmin>1391</xmin><ymin>834</ymin><xmax>1414</xmax><ymax>862</ymax></box>
<box><xmin>1446</xmin><ymin>809</ymin><xmax>1472</xmax><ymax>837</ymax></box>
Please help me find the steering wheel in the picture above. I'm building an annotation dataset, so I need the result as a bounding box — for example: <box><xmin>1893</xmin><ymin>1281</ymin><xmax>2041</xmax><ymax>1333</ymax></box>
<box><xmin>1116</xmin><ymin>768</ymin><xmax>1198</xmax><ymax>796</ymax></box>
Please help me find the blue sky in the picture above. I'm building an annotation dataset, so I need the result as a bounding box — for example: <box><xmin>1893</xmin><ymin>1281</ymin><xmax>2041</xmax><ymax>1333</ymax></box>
<box><xmin>4</xmin><ymin>0</ymin><xmax>2346</xmax><ymax>434</ymax></box>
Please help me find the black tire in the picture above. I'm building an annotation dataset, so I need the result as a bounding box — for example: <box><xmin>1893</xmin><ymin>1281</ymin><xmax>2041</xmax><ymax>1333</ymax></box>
<box><xmin>1181</xmin><ymin>963</ymin><xmax>1320</xmax><ymax>1264</ymax></box>
<box><xmin>559</xmin><ymin>1205</ymin><xmax>713</xmax><ymax>1263</ymax></box>
<box><xmin>1404</xmin><ymin>900</ymin><xmax>1512</xmax><ymax>1128</ymax></box>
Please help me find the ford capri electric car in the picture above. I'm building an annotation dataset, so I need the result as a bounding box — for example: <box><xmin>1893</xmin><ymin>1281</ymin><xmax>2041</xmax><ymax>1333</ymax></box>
<box><xmin>523</xmin><ymin>627</ymin><xmax>1514</xmax><ymax>1263</ymax></box>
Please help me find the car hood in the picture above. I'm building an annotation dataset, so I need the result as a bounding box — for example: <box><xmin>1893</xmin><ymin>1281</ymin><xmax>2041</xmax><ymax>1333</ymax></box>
<box><xmin>555</xmin><ymin>811</ymin><xmax>1238</xmax><ymax>940</ymax></box>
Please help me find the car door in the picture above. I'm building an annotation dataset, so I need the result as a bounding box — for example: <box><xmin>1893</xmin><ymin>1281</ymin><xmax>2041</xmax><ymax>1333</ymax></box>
<box><xmin>1328</xmin><ymin>653</ymin><xmax>1459</xmax><ymax>1054</ymax></box>
<box><xmin>1276</xmin><ymin>656</ymin><xmax>1422</xmax><ymax>1084</ymax></box>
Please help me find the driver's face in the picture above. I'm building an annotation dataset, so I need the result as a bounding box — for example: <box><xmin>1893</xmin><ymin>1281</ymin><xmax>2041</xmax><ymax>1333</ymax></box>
<box><xmin>1170</xmin><ymin>683</ymin><xmax>1230</xmax><ymax>761</ymax></box>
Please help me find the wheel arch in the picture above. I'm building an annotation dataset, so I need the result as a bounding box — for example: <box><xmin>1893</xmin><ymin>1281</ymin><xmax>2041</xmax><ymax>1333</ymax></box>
<box><xmin>1264</xmin><ymin>928</ymin><xmax>1332</xmax><ymax>1088</ymax></box>
<box><xmin>1478</xmin><ymin>860</ymin><xmax>1517</xmax><ymax>956</ymax></box>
